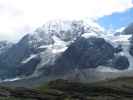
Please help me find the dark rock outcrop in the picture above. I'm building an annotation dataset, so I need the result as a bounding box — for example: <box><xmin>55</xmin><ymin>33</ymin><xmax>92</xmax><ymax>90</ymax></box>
<box><xmin>0</xmin><ymin>34</ymin><xmax>45</xmax><ymax>78</ymax></box>
<box><xmin>112</xmin><ymin>56</ymin><xmax>129</xmax><ymax>70</ymax></box>
<box><xmin>50</xmin><ymin>37</ymin><xmax>115</xmax><ymax>74</ymax></box>
<box><xmin>17</xmin><ymin>56</ymin><xmax>41</xmax><ymax>76</ymax></box>
<box><xmin>114</xmin><ymin>45</ymin><xmax>123</xmax><ymax>53</ymax></box>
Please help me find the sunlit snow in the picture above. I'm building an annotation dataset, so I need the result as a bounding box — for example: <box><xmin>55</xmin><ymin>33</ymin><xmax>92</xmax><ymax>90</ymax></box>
<box><xmin>21</xmin><ymin>54</ymin><xmax>37</xmax><ymax>64</ymax></box>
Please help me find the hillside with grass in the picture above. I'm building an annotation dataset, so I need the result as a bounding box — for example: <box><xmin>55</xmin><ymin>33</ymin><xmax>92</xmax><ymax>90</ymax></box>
<box><xmin>0</xmin><ymin>77</ymin><xmax>133</xmax><ymax>100</ymax></box>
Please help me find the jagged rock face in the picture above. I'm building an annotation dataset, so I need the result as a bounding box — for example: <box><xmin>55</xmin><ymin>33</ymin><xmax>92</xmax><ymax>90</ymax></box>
<box><xmin>0</xmin><ymin>34</ymin><xmax>46</xmax><ymax>78</ymax></box>
<box><xmin>0</xmin><ymin>20</ymin><xmax>132</xmax><ymax>80</ymax></box>
<box><xmin>0</xmin><ymin>34</ymin><xmax>40</xmax><ymax>68</ymax></box>
<box><xmin>0</xmin><ymin>20</ymin><xmax>100</xmax><ymax>79</ymax></box>
<box><xmin>34</xmin><ymin>20</ymin><xmax>84</xmax><ymax>42</ymax></box>
<box><xmin>0</xmin><ymin>21</ymin><xmax>84</xmax><ymax>78</ymax></box>
<box><xmin>123</xmin><ymin>23</ymin><xmax>133</xmax><ymax>34</ymax></box>
<box><xmin>50</xmin><ymin>37</ymin><xmax>115</xmax><ymax>74</ymax></box>
<box><xmin>17</xmin><ymin>56</ymin><xmax>41</xmax><ymax>76</ymax></box>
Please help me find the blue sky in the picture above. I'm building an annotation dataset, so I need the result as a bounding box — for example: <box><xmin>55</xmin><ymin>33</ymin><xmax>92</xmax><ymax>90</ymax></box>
<box><xmin>97</xmin><ymin>7</ymin><xmax>133</xmax><ymax>30</ymax></box>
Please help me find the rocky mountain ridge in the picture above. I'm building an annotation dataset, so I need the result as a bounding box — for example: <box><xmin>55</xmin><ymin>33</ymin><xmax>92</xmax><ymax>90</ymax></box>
<box><xmin>0</xmin><ymin>20</ymin><xmax>133</xmax><ymax>83</ymax></box>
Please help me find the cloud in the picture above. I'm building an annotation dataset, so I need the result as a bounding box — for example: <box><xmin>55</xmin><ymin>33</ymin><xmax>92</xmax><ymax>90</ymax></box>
<box><xmin>0</xmin><ymin>0</ymin><xmax>132</xmax><ymax>42</ymax></box>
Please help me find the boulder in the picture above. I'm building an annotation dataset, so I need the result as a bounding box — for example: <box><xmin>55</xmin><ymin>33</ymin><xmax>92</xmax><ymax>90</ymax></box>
<box><xmin>112</xmin><ymin>56</ymin><xmax>129</xmax><ymax>70</ymax></box>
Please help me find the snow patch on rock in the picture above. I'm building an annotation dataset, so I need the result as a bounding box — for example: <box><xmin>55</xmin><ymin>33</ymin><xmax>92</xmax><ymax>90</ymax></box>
<box><xmin>21</xmin><ymin>54</ymin><xmax>37</xmax><ymax>64</ymax></box>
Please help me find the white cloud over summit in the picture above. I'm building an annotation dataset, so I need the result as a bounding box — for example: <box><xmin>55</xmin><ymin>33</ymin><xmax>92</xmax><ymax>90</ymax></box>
<box><xmin>0</xmin><ymin>0</ymin><xmax>132</xmax><ymax>42</ymax></box>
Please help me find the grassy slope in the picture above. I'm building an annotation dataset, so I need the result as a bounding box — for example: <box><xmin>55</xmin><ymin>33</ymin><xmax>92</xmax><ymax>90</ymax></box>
<box><xmin>37</xmin><ymin>77</ymin><xmax>133</xmax><ymax>100</ymax></box>
<box><xmin>1</xmin><ymin>77</ymin><xmax>133</xmax><ymax>100</ymax></box>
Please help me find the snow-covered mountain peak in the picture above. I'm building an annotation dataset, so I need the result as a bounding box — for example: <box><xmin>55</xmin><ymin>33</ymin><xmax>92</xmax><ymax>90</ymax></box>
<box><xmin>28</xmin><ymin>21</ymin><xmax>105</xmax><ymax>50</ymax></box>
<box><xmin>1</xmin><ymin>20</ymin><xmax>133</xmax><ymax>81</ymax></box>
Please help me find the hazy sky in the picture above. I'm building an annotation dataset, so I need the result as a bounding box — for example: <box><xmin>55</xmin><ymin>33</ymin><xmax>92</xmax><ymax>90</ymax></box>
<box><xmin>0</xmin><ymin>0</ymin><xmax>132</xmax><ymax>42</ymax></box>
